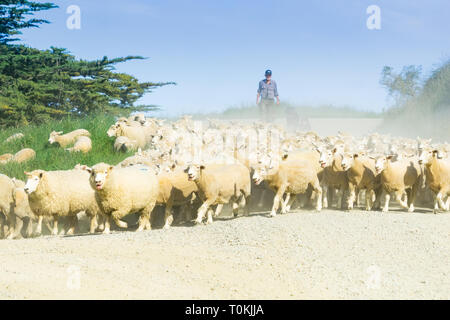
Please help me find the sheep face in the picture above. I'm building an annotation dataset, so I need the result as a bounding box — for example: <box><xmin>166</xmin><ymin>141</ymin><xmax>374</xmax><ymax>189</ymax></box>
<box><xmin>24</xmin><ymin>170</ymin><xmax>44</xmax><ymax>194</ymax></box>
<box><xmin>85</xmin><ymin>164</ymin><xmax>114</xmax><ymax>190</ymax></box>
<box><xmin>341</xmin><ymin>154</ymin><xmax>356</xmax><ymax>171</ymax></box>
<box><xmin>318</xmin><ymin>148</ymin><xmax>334</xmax><ymax>168</ymax></box>
<box><xmin>418</xmin><ymin>149</ymin><xmax>442</xmax><ymax>165</ymax></box>
<box><xmin>252</xmin><ymin>158</ymin><xmax>278</xmax><ymax>185</ymax></box>
<box><xmin>48</xmin><ymin>131</ymin><xmax>63</xmax><ymax>144</ymax></box>
<box><xmin>185</xmin><ymin>164</ymin><xmax>204</xmax><ymax>181</ymax></box>
<box><xmin>374</xmin><ymin>156</ymin><xmax>390</xmax><ymax>174</ymax></box>
<box><xmin>107</xmin><ymin>124</ymin><xmax>118</xmax><ymax>137</ymax></box>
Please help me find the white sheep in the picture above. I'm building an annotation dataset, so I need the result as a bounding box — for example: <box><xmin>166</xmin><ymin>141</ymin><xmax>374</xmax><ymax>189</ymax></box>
<box><xmin>186</xmin><ymin>163</ymin><xmax>251</xmax><ymax>224</ymax></box>
<box><xmin>85</xmin><ymin>163</ymin><xmax>159</xmax><ymax>233</ymax></box>
<box><xmin>113</xmin><ymin>136</ymin><xmax>138</xmax><ymax>153</ymax></box>
<box><xmin>48</xmin><ymin>129</ymin><xmax>90</xmax><ymax>148</ymax></box>
<box><xmin>5</xmin><ymin>133</ymin><xmax>24</xmax><ymax>143</ymax></box>
<box><xmin>65</xmin><ymin>136</ymin><xmax>92</xmax><ymax>153</ymax></box>
<box><xmin>0</xmin><ymin>174</ymin><xmax>15</xmax><ymax>239</ymax></box>
<box><xmin>12</xmin><ymin>148</ymin><xmax>36</xmax><ymax>163</ymax></box>
<box><xmin>24</xmin><ymin>169</ymin><xmax>102</xmax><ymax>236</ymax></box>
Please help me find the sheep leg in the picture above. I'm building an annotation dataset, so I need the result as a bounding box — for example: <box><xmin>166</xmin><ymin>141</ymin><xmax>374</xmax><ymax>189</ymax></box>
<box><xmin>213</xmin><ymin>204</ymin><xmax>223</xmax><ymax>217</ymax></box>
<box><xmin>103</xmin><ymin>216</ymin><xmax>112</xmax><ymax>234</ymax></box>
<box><xmin>365</xmin><ymin>189</ymin><xmax>375</xmax><ymax>211</ymax></box>
<box><xmin>321</xmin><ymin>185</ymin><xmax>328</xmax><ymax>208</ymax></box>
<box><xmin>111</xmin><ymin>211</ymin><xmax>128</xmax><ymax>229</ymax></box>
<box><xmin>66</xmin><ymin>216</ymin><xmax>77</xmax><ymax>236</ymax></box>
<box><xmin>281</xmin><ymin>193</ymin><xmax>291</xmax><ymax>214</ymax></box>
<box><xmin>232</xmin><ymin>201</ymin><xmax>239</xmax><ymax>217</ymax></box>
<box><xmin>21</xmin><ymin>217</ymin><xmax>32</xmax><ymax>238</ymax></box>
<box><xmin>206</xmin><ymin>208</ymin><xmax>214</xmax><ymax>224</ymax></box>
<box><xmin>137</xmin><ymin>201</ymin><xmax>155</xmax><ymax>232</ymax></box>
<box><xmin>89</xmin><ymin>215</ymin><xmax>98</xmax><ymax>234</ymax></box>
<box><xmin>407</xmin><ymin>184</ymin><xmax>418</xmax><ymax>213</ymax></box>
<box><xmin>436</xmin><ymin>192</ymin><xmax>448</xmax><ymax>211</ymax></box>
<box><xmin>163</xmin><ymin>199</ymin><xmax>174</xmax><ymax>230</ymax></box>
<box><xmin>270</xmin><ymin>185</ymin><xmax>287</xmax><ymax>217</ymax></box>
<box><xmin>347</xmin><ymin>184</ymin><xmax>356</xmax><ymax>210</ymax></box>
<box><xmin>35</xmin><ymin>215</ymin><xmax>43</xmax><ymax>236</ymax></box>
<box><xmin>283</xmin><ymin>194</ymin><xmax>296</xmax><ymax>214</ymax></box>
<box><xmin>395</xmin><ymin>191</ymin><xmax>409</xmax><ymax>211</ymax></box>
<box><xmin>8</xmin><ymin>217</ymin><xmax>24</xmax><ymax>239</ymax></box>
<box><xmin>372</xmin><ymin>186</ymin><xmax>382</xmax><ymax>211</ymax></box>
<box><xmin>382</xmin><ymin>192</ymin><xmax>390</xmax><ymax>213</ymax></box>
<box><xmin>196</xmin><ymin>199</ymin><xmax>214</xmax><ymax>224</ymax></box>
<box><xmin>51</xmin><ymin>217</ymin><xmax>59</xmax><ymax>236</ymax></box>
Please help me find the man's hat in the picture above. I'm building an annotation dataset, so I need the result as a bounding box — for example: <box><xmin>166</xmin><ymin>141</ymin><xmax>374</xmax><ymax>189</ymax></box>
<box><xmin>265</xmin><ymin>69</ymin><xmax>272</xmax><ymax>76</ymax></box>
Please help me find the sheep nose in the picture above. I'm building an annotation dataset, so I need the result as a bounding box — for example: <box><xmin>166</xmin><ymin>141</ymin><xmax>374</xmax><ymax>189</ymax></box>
<box><xmin>418</xmin><ymin>160</ymin><xmax>423</xmax><ymax>164</ymax></box>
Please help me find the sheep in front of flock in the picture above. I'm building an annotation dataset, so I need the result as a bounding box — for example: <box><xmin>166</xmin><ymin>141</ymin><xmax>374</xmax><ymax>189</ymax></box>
<box><xmin>252</xmin><ymin>153</ymin><xmax>322</xmax><ymax>217</ymax></box>
<box><xmin>84</xmin><ymin>163</ymin><xmax>159</xmax><ymax>234</ymax></box>
<box><xmin>24</xmin><ymin>169</ymin><xmax>102</xmax><ymax>236</ymax></box>
<box><xmin>186</xmin><ymin>163</ymin><xmax>251</xmax><ymax>225</ymax></box>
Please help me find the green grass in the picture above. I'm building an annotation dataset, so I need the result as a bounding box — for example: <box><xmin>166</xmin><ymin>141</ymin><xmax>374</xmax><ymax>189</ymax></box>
<box><xmin>0</xmin><ymin>114</ymin><xmax>133</xmax><ymax>181</ymax></box>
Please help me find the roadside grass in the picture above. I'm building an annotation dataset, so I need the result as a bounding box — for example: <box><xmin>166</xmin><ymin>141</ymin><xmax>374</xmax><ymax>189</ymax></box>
<box><xmin>0</xmin><ymin>114</ymin><xmax>133</xmax><ymax>181</ymax></box>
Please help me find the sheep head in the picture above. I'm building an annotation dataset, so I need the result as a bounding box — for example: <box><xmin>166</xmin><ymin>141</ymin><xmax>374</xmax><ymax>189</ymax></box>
<box><xmin>24</xmin><ymin>170</ymin><xmax>45</xmax><ymax>194</ymax></box>
<box><xmin>48</xmin><ymin>131</ymin><xmax>63</xmax><ymax>144</ymax></box>
<box><xmin>185</xmin><ymin>164</ymin><xmax>205</xmax><ymax>181</ymax></box>
<box><xmin>84</xmin><ymin>163</ymin><xmax>114</xmax><ymax>190</ymax></box>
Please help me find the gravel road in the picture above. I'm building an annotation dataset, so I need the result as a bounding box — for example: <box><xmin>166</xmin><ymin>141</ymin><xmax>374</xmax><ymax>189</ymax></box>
<box><xmin>0</xmin><ymin>208</ymin><xmax>449</xmax><ymax>300</ymax></box>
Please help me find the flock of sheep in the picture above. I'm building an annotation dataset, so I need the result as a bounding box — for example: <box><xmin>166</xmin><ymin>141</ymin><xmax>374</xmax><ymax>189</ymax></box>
<box><xmin>0</xmin><ymin>113</ymin><xmax>449</xmax><ymax>239</ymax></box>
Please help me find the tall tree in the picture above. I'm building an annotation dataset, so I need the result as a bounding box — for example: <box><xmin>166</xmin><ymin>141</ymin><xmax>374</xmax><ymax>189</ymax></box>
<box><xmin>0</xmin><ymin>0</ymin><xmax>57</xmax><ymax>44</ymax></box>
<box><xmin>0</xmin><ymin>1</ymin><xmax>175</xmax><ymax>126</ymax></box>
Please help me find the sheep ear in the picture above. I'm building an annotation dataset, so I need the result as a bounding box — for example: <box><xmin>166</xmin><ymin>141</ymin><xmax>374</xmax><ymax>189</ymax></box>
<box><xmin>353</xmin><ymin>154</ymin><xmax>359</xmax><ymax>158</ymax></box>
<box><xmin>199</xmin><ymin>165</ymin><xmax>205</xmax><ymax>170</ymax></box>
<box><xmin>171</xmin><ymin>163</ymin><xmax>176</xmax><ymax>169</ymax></box>
<box><xmin>108</xmin><ymin>166</ymin><xmax>114</xmax><ymax>172</ymax></box>
<box><xmin>332</xmin><ymin>148</ymin><xmax>337</xmax><ymax>154</ymax></box>
<box><xmin>24</xmin><ymin>171</ymin><xmax>30</xmax><ymax>176</ymax></box>
<box><xmin>281</xmin><ymin>154</ymin><xmax>288</xmax><ymax>161</ymax></box>
<box><xmin>39</xmin><ymin>172</ymin><xmax>43</xmax><ymax>178</ymax></box>
<box><xmin>386</xmin><ymin>155</ymin><xmax>393</xmax><ymax>160</ymax></box>
<box><xmin>82</xmin><ymin>166</ymin><xmax>92</xmax><ymax>173</ymax></box>
<box><xmin>57</xmin><ymin>131</ymin><xmax>63</xmax><ymax>135</ymax></box>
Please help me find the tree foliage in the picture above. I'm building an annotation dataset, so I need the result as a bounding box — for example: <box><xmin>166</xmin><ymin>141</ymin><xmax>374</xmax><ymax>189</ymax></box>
<box><xmin>0</xmin><ymin>1</ymin><xmax>174</xmax><ymax>127</ymax></box>
<box><xmin>0</xmin><ymin>0</ymin><xmax>57</xmax><ymax>44</ymax></box>
<box><xmin>380</xmin><ymin>65</ymin><xmax>422</xmax><ymax>105</ymax></box>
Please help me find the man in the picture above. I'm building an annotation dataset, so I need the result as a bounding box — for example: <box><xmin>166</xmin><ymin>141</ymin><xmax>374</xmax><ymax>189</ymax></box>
<box><xmin>256</xmin><ymin>69</ymin><xmax>280</xmax><ymax>121</ymax></box>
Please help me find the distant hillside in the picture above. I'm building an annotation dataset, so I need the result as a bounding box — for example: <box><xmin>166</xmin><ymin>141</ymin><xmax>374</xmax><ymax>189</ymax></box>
<box><xmin>380</xmin><ymin>60</ymin><xmax>450</xmax><ymax>140</ymax></box>
<box><xmin>192</xmin><ymin>103</ymin><xmax>381</xmax><ymax>120</ymax></box>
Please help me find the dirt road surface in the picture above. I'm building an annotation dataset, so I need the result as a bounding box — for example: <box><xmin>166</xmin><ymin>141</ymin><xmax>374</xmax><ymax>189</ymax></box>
<box><xmin>1</xmin><ymin>208</ymin><xmax>449</xmax><ymax>300</ymax></box>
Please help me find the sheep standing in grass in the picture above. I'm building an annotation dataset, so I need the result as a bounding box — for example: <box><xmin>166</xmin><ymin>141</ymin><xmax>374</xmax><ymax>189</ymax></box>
<box><xmin>12</xmin><ymin>148</ymin><xmax>36</xmax><ymax>163</ymax></box>
<box><xmin>0</xmin><ymin>174</ymin><xmax>15</xmax><ymax>239</ymax></box>
<box><xmin>65</xmin><ymin>136</ymin><xmax>92</xmax><ymax>153</ymax></box>
<box><xmin>24</xmin><ymin>169</ymin><xmax>102</xmax><ymax>236</ymax></box>
<box><xmin>48</xmin><ymin>129</ymin><xmax>90</xmax><ymax>148</ymax></box>
<box><xmin>85</xmin><ymin>163</ymin><xmax>159</xmax><ymax>233</ymax></box>
<box><xmin>5</xmin><ymin>133</ymin><xmax>24</xmax><ymax>143</ymax></box>
<box><xmin>0</xmin><ymin>153</ymin><xmax>13</xmax><ymax>165</ymax></box>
